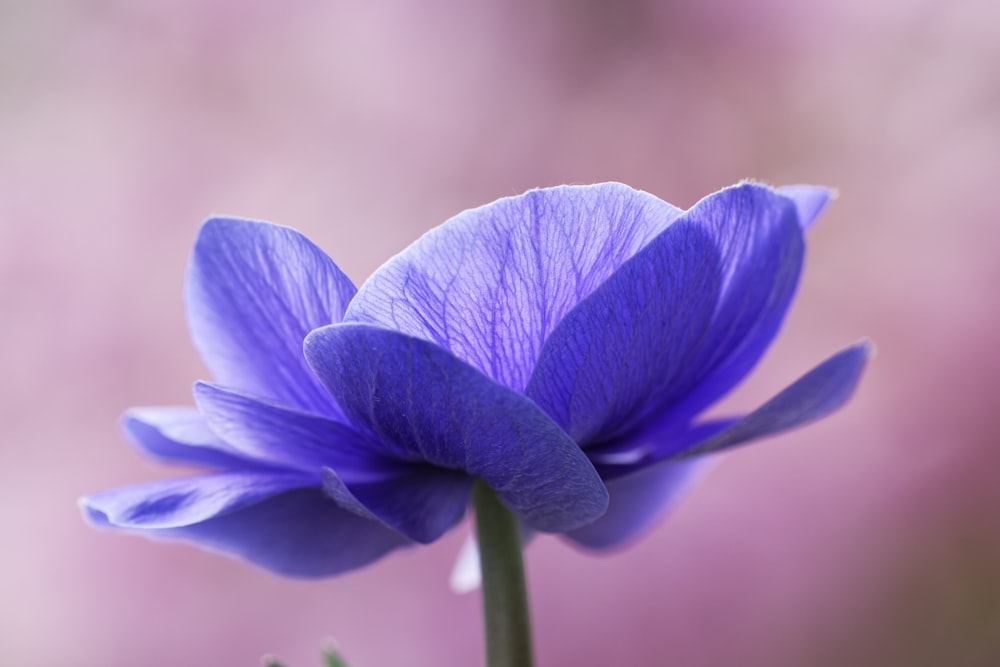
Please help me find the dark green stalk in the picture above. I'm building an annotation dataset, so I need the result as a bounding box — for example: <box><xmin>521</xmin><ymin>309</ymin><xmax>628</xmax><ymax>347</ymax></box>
<box><xmin>473</xmin><ymin>480</ymin><xmax>534</xmax><ymax>667</ymax></box>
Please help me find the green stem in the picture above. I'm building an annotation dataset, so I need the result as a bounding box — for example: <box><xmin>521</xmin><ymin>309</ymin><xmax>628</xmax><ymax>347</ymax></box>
<box><xmin>473</xmin><ymin>480</ymin><xmax>534</xmax><ymax>667</ymax></box>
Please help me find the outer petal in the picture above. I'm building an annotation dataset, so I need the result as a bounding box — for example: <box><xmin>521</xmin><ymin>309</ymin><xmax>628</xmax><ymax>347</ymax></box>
<box><xmin>640</xmin><ymin>185</ymin><xmax>828</xmax><ymax>426</ymax></box>
<box><xmin>81</xmin><ymin>471</ymin><xmax>318</xmax><ymax>528</ymax></box>
<box><xmin>193</xmin><ymin>382</ymin><xmax>390</xmax><ymax>479</ymax></box>
<box><xmin>450</xmin><ymin>533</ymin><xmax>483</xmax><ymax>594</ymax></box>
<box><xmin>563</xmin><ymin>457</ymin><xmax>715</xmax><ymax>550</ymax></box>
<box><xmin>527</xmin><ymin>184</ymin><xmax>803</xmax><ymax>444</ymax></box>
<box><xmin>122</xmin><ymin>407</ymin><xmax>256</xmax><ymax>470</ymax></box>
<box><xmin>588</xmin><ymin>419</ymin><xmax>735</xmax><ymax>478</ymax></box>
<box><xmin>448</xmin><ymin>524</ymin><xmax>536</xmax><ymax>594</ymax></box>
<box><xmin>345</xmin><ymin>183</ymin><xmax>683</xmax><ymax>391</ymax></box>
<box><xmin>777</xmin><ymin>185</ymin><xmax>835</xmax><ymax>231</ymax></box>
<box><xmin>564</xmin><ymin>342</ymin><xmax>869</xmax><ymax>550</ymax></box>
<box><xmin>185</xmin><ymin>217</ymin><xmax>356</xmax><ymax>416</ymax></box>
<box><xmin>81</xmin><ymin>474</ymin><xmax>409</xmax><ymax>578</ymax></box>
<box><xmin>304</xmin><ymin>323</ymin><xmax>609</xmax><ymax>533</ymax></box>
<box><xmin>676</xmin><ymin>340</ymin><xmax>872</xmax><ymax>460</ymax></box>
<box><xmin>193</xmin><ymin>382</ymin><xmax>473</xmax><ymax>543</ymax></box>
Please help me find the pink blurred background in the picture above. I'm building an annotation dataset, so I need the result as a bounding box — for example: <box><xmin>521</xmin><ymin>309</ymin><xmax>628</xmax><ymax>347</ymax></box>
<box><xmin>3</xmin><ymin>0</ymin><xmax>999</xmax><ymax>665</ymax></box>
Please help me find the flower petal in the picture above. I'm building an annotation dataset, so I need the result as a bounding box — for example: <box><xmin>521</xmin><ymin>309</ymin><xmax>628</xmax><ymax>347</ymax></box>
<box><xmin>81</xmin><ymin>474</ymin><xmax>410</xmax><ymax>578</ymax></box>
<box><xmin>449</xmin><ymin>533</ymin><xmax>482</xmax><ymax>594</ymax></box>
<box><xmin>526</xmin><ymin>183</ymin><xmax>804</xmax><ymax>444</ymax></box>
<box><xmin>185</xmin><ymin>217</ymin><xmax>356</xmax><ymax>416</ymax></box>
<box><xmin>565</xmin><ymin>342</ymin><xmax>869</xmax><ymax>550</ymax></box>
<box><xmin>569</xmin><ymin>340</ymin><xmax>869</xmax><ymax>545</ymax></box>
<box><xmin>193</xmin><ymin>382</ymin><xmax>390</xmax><ymax>479</ymax></box>
<box><xmin>304</xmin><ymin>323</ymin><xmax>609</xmax><ymax>533</ymax></box>
<box><xmin>164</xmin><ymin>488</ymin><xmax>411</xmax><ymax>578</ymax></box>
<box><xmin>587</xmin><ymin>419</ymin><xmax>736</xmax><ymax>479</ymax></box>
<box><xmin>321</xmin><ymin>465</ymin><xmax>473</xmax><ymax>543</ymax></box>
<box><xmin>345</xmin><ymin>183</ymin><xmax>683</xmax><ymax>391</ymax></box>
<box><xmin>122</xmin><ymin>407</ymin><xmax>254</xmax><ymax>470</ymax></box>
<box><xmin>676</xmin><ymin>340</ymin><xmax>872</xmax><ymax>460</ymax></box>
<box><xmin>777</xmin><ymin>184</ymin><xmax>835</xmax><ymax>231</ymax></box>
<box><xmin>193</xmin><ymin>383</ymin><xmax>473</xmax><ymax>543</ymax></box>
<box><xmin>563</xmin><ymin>457</ymin><xmax>716</xmax><ymax>549</ymax></box>
<box><xmin>448</xmin><ymin>524</ymin><xmax>536</xmax><ymax>594</ymax></box>
<box><xmin>80</xmin><ymin>471</ymin><xmax>316</xmax><ymax>529</ymax></box>
<box><xmin>641</xmin><ymin>186</ymin><xmax>819</xmax><ymax>427</ymax></box>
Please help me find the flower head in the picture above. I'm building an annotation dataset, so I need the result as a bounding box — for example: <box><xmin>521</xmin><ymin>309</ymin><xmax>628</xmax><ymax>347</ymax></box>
<box><xmin>81</xmin><ymin>182</ymin><xmax>868</xmax><ymax>576</ymax></box>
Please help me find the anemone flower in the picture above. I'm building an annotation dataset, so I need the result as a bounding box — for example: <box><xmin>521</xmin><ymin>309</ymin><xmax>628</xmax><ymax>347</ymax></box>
<box><xmin>82</xmin><ymin>182</ymin><xmax>868</xmax><ymax>580</ymax></box>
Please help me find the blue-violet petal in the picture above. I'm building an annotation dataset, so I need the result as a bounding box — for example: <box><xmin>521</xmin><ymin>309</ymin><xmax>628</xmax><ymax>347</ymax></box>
<box><xmin>193</xmin><ymin>382</ymin><xmax>390</xmax><ymax>479</ymax></box>
<box><xmin>563</xmin><ymin>457</ymin><xmax>716</xmax><ymax>549</ymax></box>
<box><xmin>83</xmin><ymin>478</ymin><xmax>410</xmax><ymax>578</ymax></box>
<box><xmin>345</xmin><ymin>183</ymin><xmax>683</xmax><ymax>391</ymax></box>
<box><xmin>122</xmin><ymin>406</ymin><xmax>253</xmax><ymax>470</ymax></box>
<box><xmin>304</xmin><ymin>323</ymin><xmax>609</xmax><ymax>532</ymax></box>
<box><xmin>321</xmin><ymin>466</ymin><xmax>473</xmax><ymax>543</ymax></box>
<box><xmin>527</xmin><ymin>184</ymin><xmax>804</xmax><ymax>443</ymax></box>
<box><xmin>675</xmin><ymin>340</ymin><xmax>872</xmax><ymax>460</ymax></box>
<box><xmin>777</xmin><ymin>184</ymin><xmax>835</xmax><ymax>231</ymax></box>
<box><xmin>185</xmin><ymin>217</ymin><xmax>356</xmax><ymax>416</ymax></box>
<box><xmin>80</xmin><ymin>471</ymin><xmax>316</xmax><ymax>529</ymax></box>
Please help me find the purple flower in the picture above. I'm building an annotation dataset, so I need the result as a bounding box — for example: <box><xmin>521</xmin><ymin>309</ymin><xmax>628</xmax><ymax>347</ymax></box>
<box><xmin>81</xmin><ymin>182</ymin><xmax>869</xmax><ymax>577</ymax></box>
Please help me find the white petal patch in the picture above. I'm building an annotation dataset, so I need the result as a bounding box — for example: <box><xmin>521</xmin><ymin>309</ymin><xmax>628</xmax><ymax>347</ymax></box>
<box><xmin>449</xmin><ymin>533</ymin><xmax>482</xmax><ymax>594</ymax></box>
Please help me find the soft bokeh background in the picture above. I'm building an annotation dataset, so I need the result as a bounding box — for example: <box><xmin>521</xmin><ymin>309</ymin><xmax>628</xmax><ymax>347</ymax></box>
<box><xmin>3</xmin><ymin>1</ymin><xmax>999</xmax><ymax>665</ymax></box>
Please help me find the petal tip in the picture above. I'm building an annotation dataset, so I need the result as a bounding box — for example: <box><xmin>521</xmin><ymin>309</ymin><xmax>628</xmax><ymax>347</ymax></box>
<box><xmin>191</xmin><ymin>217</ymin><xmax>288</xmax><ymax>261</ymax></box>
<box><xmin>198</xmin><ymin>215</ymin><xmax>266</xmax><ymax>233</ymax></box>
<box><xmin>118</xmin><ymin>407</ymin><xmax>168</xmax><ymax>455</ymax></box>
<box><xmin>193</xmin><ymin>217</ymin><xmax>250</xmax><ymax>249</ymax></box>
<box><xmin>838</xmin><ymin>338</ymin><xmax>876</xmax><ymax>374</ymax></box>
<box><xmin>856</xmin><ymin>337</ymin><xmax>876</xmax><ymax>360</ymax></box>
<box><xmin>777</xmin><ymin>184</ymin><xmax>838</xmax><ymax>230</ymax></box>
<box><xmin>118</xmin><ymin>409</ymin><xmax>142</xmax><ymax>439</ymax></box>
<box><xmin>190</xmin><ymin>380</ymin><xmax>213</xmax><ymax>400</ymax></box>
<box><xmin>78</xmin><ymin>495</ymin><xmax>113</xmax><ymax>527</ymax></box>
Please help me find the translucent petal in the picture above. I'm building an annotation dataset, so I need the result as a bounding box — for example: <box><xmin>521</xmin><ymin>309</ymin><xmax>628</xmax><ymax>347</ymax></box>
<box><xmin>185</xmin><ymin>217</ymin><xmax>356</xmax><ymax>415</ymax></box>
<box><xmin>777</xmin><ymin>184</ymin><xmax>835</xmax><ymax>231</ymax></box>
<box><xmin>345</xmin><ymin>183</ymin><xmax>683</xmax><ymax>391</ymax></box>
<box><xmin>449</xmin><ymin>533</ymin><xmax>482</xmax><ymax>594</ymax></box>
<box><xmin>122</xmin><ymin>406</ymin><xmax>253</xmax><ymax>470</ymax></box>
